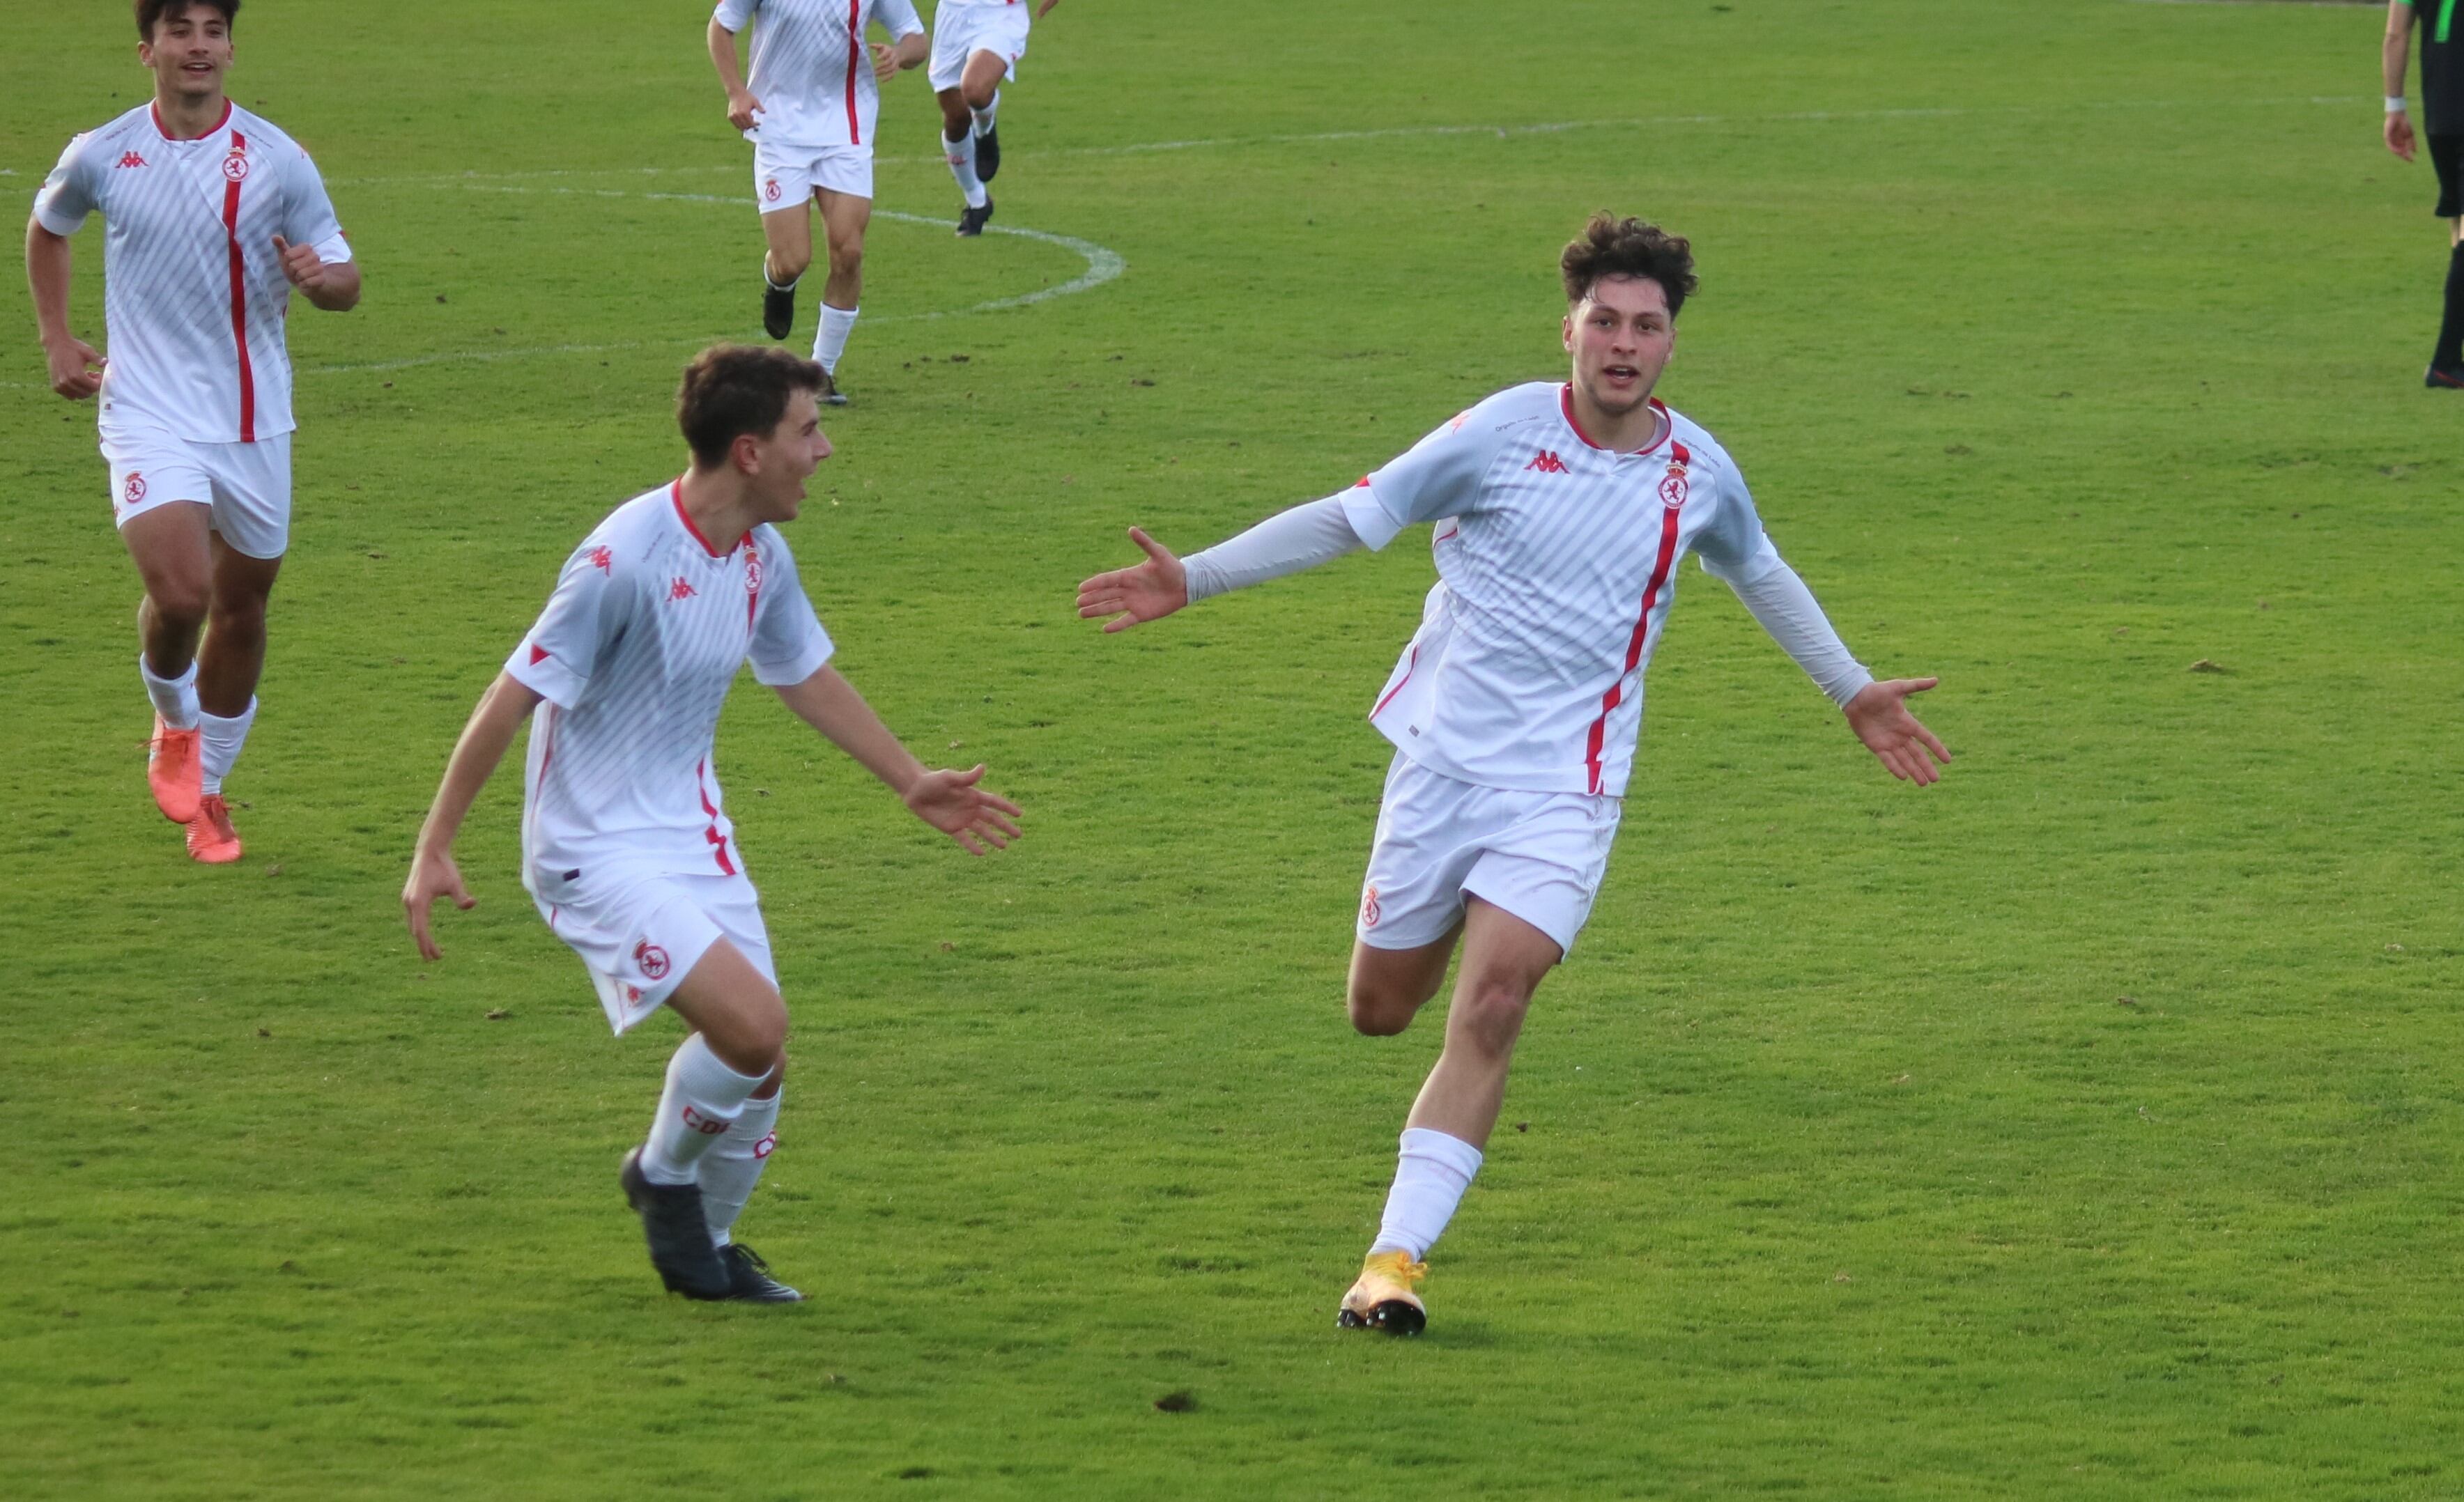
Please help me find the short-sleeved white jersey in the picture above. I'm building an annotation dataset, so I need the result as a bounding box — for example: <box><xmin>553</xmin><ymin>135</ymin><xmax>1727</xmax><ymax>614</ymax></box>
<box><xmin>506</xmin><ymin>481</ymin><xmax>835</xmax><ymax>888</ymax></box>
<box><xmin>714</xmin><ymin>0</ymin><xmax>926</xmax><ymax>150</ymax></box>
<box><xmin>1341</xmin><ymin>381</ymin><xmax>1791</xmax><ymax>798</ymax></box>
<box><xmin>33</xmin><ymin>101</ymin><xmax>352</xmax><ymax>445</ymax></box>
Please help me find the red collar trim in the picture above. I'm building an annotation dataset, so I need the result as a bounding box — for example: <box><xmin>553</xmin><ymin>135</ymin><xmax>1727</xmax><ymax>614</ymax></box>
<box><xmin>671</xmin><ymin>479</ymin><xmax>742</xmax><ymax>559</ymax></box>
<box><xmin>151</xmin><ymin>98</ymin><xmax>233</xmax><ymax>141</ymax></box>
<box><xmin>1559</xmin><ymin>385</ymin><xmax>1672</xmax><ymax>457</ymax></box>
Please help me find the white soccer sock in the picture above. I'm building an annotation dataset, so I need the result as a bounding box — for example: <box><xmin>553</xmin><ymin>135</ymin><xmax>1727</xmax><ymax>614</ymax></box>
<box><xmin>814</xmin><ymin>302</ymin><xmax>859</xmax><ymax>374</ymax></box>
<box><xmin>942</xmin><ymin>127</ymin><xmax>988</xmax><ymax>210</ymax></box>
<box><xmin>141</xmin><ymin>656</ymin><xmax>201</xmax><ymax>731</ymax></box>
<box><xmin>197</xmin><ymin>697</ymin><xmax>256</xmax><ymax>797</ymax></box>
<box><xmin>640</xmin><ymin>1033</ymin><xmax>768</xmax><ymax>1186</ymax></box>
<box><xmin>972</xmin><ymin>92</ymin><xmax>999</xmax><ymax>134</ymax></box>
<box><xmin>699</xmin><ymin>1090</ymin><xmax>781</xmax><ymax>1247</ymax></box>
<box><xmin>1368</xmin><ymin>1126</ymin><xmax>1484</xmax><ymax>1261</ymax></box>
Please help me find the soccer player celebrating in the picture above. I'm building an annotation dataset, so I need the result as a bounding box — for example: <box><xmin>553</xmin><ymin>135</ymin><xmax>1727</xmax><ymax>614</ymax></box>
<box><xmin>930</xmin><ymin>0</ymin><xmax>1061</xmax><ymax>238</ymax></box>
<box><xmin>1077</xmin><ymin>215</ymin><xmax>1949</xmax><ymax>1335</ymax></box>
<box><xmin>710</xmin><ymin>0</ymin><xmax>927</xmax><ymax>403</ymax></box>
<box><xmin>2385</xmin><ymin>0</ymin><xmax>2464</xmax><ymax>386</ymax></box>
<box><xmin>403</xmin><ymin>346</ymin><xmax>1022</xmax><ymax>1302</ymax></box>
<box><xmin>26</xmin><ymin>0</ymin><xmax>360</xmax><ymax>863</ymax></box>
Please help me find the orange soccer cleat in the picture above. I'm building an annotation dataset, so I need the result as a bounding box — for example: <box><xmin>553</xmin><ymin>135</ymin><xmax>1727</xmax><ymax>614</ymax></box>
<box><xmin>1337</xmin><ymin>1250</ymin><xmax>1429</xmax><ymax>1336</ymax></box>
<box><xmin>148</xmin><ymin>715</ymin><xmax>202</xmax><ymax>824</ymax></box>
<box><xmin>185</xmin><ymin>793</ymin><xmax>242</xmax><ymax>865</ymax></box>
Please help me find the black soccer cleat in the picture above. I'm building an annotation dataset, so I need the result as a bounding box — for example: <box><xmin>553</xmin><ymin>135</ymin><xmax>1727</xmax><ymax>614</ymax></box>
<box><xmin>763</xmin><ymin>277</ymin><xmax>796</xmax><ymax>341</ymax></box>
<box><xmin>1336</xmin><ymin>1301</ymin><xmax>1428</xmax><ymax>1337</ymax></box>
<box><xmin>2426</xmin><ymin>364</ymin><xmax>2464</xmax><ymax>389</ymax></box>
<box><xmin>619</xmin><ymin>1148</ymin><xmax>732</xmax><ymax>1300</ymax></box>
<box><xmin>816</xmin><ymin>367</ymin><xmax>849</xmax><ymax>407</ymax></box>
<box><xmin>719</xmin><ymin>1242</ymin><xmax>804</xmax><ymax>1303</ymax></box>
<box><xmin>974</xmin><ymin>123</ymin><xmax>1001</xmax><ymax>183</ymax></box>
<box><xmin>955</xmin><ymin>195</ymin><xmax>995</xmax><ymax>239</ymax></box>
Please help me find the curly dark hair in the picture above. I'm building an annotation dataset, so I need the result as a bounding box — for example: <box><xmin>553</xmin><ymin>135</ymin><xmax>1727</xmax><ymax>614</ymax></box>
<box><xmin>676</xmin><ymin>344</ymin><xmax>826</xmax><ymax>468</ymax></box>
<box><xmin>1560</xmin><ymin>213</ymin><xmax>1697</xmax><ymax>318</ymax></box>
<box><xmin>137</xmin><ymin>0</ymin><xmax>238</xmax><ymax>39</ymax></box>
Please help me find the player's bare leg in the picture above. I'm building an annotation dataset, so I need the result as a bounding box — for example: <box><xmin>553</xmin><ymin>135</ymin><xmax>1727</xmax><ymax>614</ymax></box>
<box><xmin>1345</xmin><ymin>924</ymin><xmax>1462</xmax><ymax>1037</ymax></box>
<box><xmin>168</xmin><ymin>535</ymin><xmax>282</xmax><ymax>862</ymax></box>
<box><xmin>809</xmin><ymin>188</ymin><xmax>869</xmax><ymax>403</ymax></box>
<box><xmin>759</xmin><ymin>201</ymin><xmax>813</xmax><ymax>343</ymax></box>
<box><xmin>960</xmin><ymin>49</ymin><xmax>1006</xmax><ymax>184</ymax></box>
<box><xmin>621</xmin><ymin>938</ymin><xmax>792</xmax><ymax>1301</ymax></box>
<box><xmin>1341</xmin><ymin>899</ymin><xmax>1561</xmax><ymax>1335</ymax></box>
<box><xmin>121</xmin><ymin>501</ymin><xmax>213</xmax><ymax>826</ymax></box>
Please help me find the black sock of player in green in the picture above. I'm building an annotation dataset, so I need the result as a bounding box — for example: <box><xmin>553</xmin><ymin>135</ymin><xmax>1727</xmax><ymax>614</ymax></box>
<box><xmin>2435</xmin><ymin>241</ymin><xmax>2464</xmax><ymax>373</ymax></box>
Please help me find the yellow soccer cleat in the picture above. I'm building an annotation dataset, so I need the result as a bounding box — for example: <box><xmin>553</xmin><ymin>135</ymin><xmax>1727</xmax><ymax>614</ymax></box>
<box><xmin>1337</xmin><ymin>1250</ymin><xmax>1428</xmax><ymax>1336</ymax></box>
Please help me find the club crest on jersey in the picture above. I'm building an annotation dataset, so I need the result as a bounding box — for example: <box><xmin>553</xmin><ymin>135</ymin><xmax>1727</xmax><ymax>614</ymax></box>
<box><xmin>220</xmin><ymin>150</ymin><xmax>249</xmax><ymax>183</ymax></box>
<box><xmin>123</xmin><ymin>473</ymin><xmax>147</xmax><ymax>505</ymax></box>
<box><xmin>764</xmin><ymin>178</ymin><xmax>782</xmax><ymax>203</ymax></box>
<box><xmin>1527</xmin><ymin>450</ymin><xmax>1569</xmax><ymax>474</ymax></box>
<box><xmin>1658</xmin><ymin>463</ymin><xmax>1689</xmax><ymax>509</ymax></box>
<box><xmin>668</xmin><ymin>577</ymin><xmax>698</xmax><ymax>601</ymax></box>
<box><xmin>587</xmin><ymin>545</ymin><xmax>613</xmax><ymax>573</ymax></box>
<box><xmin>1360</xmin><ymin>884</ymin><xmax>1381</xmax><ymax>928</ymax></box>
<box><xmin>114</xmin><ymin>150</ymin><xmax>148</xmax><ymax>169</ymax></box>
<box><xmin>634</xmin><ymin>941</ymin><xmax>671</xmax><ymax>981</ymax></box>
<box><xmin>744</xmin><ymin>549</ymin><xmax>763</xmax><ymax>597</ymax></box>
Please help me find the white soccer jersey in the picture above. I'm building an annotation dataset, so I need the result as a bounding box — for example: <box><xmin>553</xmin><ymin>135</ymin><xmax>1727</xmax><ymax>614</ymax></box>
<box><xmin>506</xmin><ymin>481</ymin><xmax>835</xmax><ymax>887</ymax></box>
<box><xmin>715</xmin><ymin>0</ymin><xmax>926</xmax><ymax>150</ymax></box>
<box><xmin>33</xmin><ymin>101</ymin><xmax>352</xmax><ymax>445</ymax></box>
<box><xmin>934</xmin><ymin>0</ymin><xmax>1028</xmax><ymax>9</ymax></box>
<box><xmin>1342</xmin><ymin>381</ymin><xmax>1795</xmax><ymax>798</ymax></box>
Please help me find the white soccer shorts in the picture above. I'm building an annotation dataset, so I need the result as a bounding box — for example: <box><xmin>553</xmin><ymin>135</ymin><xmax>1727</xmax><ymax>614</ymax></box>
<box><xmin>927</xmin><ymin>4</ymin><xmax>1030</xmax><ymax>92</ymax></box>
<box><xmin>1355</xmin><ymin>751</ymin><xmax>1622</xmax><ymax>958</ymax></box>
<box><xmin>753</xmin><ymin>141</ymin><xmax>874</xmax><ymax>209</ymax></box>
<box><xmin>530</xmin><ymin>865</ymin><xmax>777</xmax><ymax>1035</ymax></box>
<box><xmin>101</xmin><ymin>421</ymin><xmax>292</xmax><ymax>560</ymax></box>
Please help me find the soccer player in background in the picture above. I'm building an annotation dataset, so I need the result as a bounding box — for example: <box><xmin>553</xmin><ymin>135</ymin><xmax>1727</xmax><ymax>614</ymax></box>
<box><xmin>25</xmin><ymin>0</ymin><xmax>360</xmax><ymax>863</ymax></box>
<box><xmin>403</xmin><ymin>346</ymin><xmax>1021</xmax><ymax>1302</ymax></box>
<box><xmin>930</xmin><ymin>0</ymin><xmax>1062</xmax><ymax>238</ymax></box>
<box><xmin>1077</xmin><ymin>215</ymin><xmax>1949</xmax><ymax>1335</ymax></box>
<box><xmin>710</xmin><ymin>0</ymin><xmax>927</xmax><ymax>405</ymax></box>
<box><xmin>2385</xmin><ymin>0</ymin><xmax>2464</xmax><ymax>386</ymax></box>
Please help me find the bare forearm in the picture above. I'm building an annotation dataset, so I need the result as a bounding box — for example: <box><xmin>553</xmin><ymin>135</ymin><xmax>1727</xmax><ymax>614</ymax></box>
<box><xmin>776</xmin><ymin>666</ymin><xmax>925</xmax><ymax>796</ymax></box>
<box><xmin>302</xmin><ymin>261</ymin><xmax>360</xmax><ymax>313</ymax></box>
<box><xmin>709</xmin><ymin>19</ymin><xmax>748</xmax><ymax>94</ymax></box>
<box><xmin>25</xmin><ymin>221</ymin><xmax>75</xmax><ymax>346</ymax></box>
<box><xmin>895</xmin><ymin>31</ymin><xmax>927</xmax><ymax>67</ymax></box>
<box><xmin>415</xmin><ymin>672</ymin><xmax>541</xmax><ymax>854</ymax></box>
<box><xmin>2387</xmin><ymin>31</ymin><xmax>2412</xmax><ymax>98</ymax></box>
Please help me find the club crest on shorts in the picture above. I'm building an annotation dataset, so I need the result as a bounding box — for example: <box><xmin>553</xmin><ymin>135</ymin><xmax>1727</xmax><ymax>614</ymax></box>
<box><xmin>123</xmin><ymin>473</ymin><xmax>147</xmax><ymax>505</ymax></box>
<box><xmin>1658</xmin><ymin>463</ymin><xmax>1688</xmax><ymax>509</ymax></box>
<box><xmin>1360</xmin><ymin>884</ymin><xmax>1381</xmax><ymax>928</ymax></box>
<box><xmin>633</xmin><ymin>940</ymin><xmax>671</xmax><ymax>981</ymax></box>
<box><xmin>764</xmin><ymin>178</ymin><xmax>782</xmax><ymax>203</ymax></box>
<box><xmin>221</xmin><ymin>150</ymin><xmax>249</xmax><ymax>183</ymax></box>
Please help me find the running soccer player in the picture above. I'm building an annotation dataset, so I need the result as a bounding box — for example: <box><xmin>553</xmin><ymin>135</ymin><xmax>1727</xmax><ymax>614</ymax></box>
<box><xmin>26</xmin><ymin>0</ymin><xmax>360</xmax><ymax>863</ymax></box>
<box><xmin>930</xmin><ymin>0</ymin><xmax>1061</xmax><ymax>238</ymax></box>
<box><xmin>403</xmin><ymin>346</ymin><xmax>1021</xmax><ymax>1302</ymax></box>
<box><xmin>710</xmin><ymin>0</ymin><xmax>927</xmax><ymax>403</ymax></box>
<box><xmin>2385</xmin><ymin>0</ymin><xmax>2464</xmax><ymax>386</ymax></box>
<box><xmin>1077</xmin><ymin>215</ymin><xmax>1950</xmax><ymax>1335</ymax></box>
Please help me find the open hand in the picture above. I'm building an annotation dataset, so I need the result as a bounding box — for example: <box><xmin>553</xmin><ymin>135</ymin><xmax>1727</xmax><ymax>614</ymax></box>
<box><xmin>904</xmin><ymin>764</ymin><xmax>1023</xmax><ymax>855</ymax></box>
<box><xmin>1845</xmin><ymin>677</ymin><xmax>1951</xmax><ymax>786</ymax></box>
<box><xmin>44</xmin><ymin>336</ymin><xmax>104</xmax><ymax>399</ymax></box>
<box><xmin>402</xmin><ymin>845</ymin><xmax>477</xmax><ymax>961</ymax></box>
<box><xmin>1075</xmin><ymin>526</ymin><xmax>1188</xmax><ymax>633</ymax></box>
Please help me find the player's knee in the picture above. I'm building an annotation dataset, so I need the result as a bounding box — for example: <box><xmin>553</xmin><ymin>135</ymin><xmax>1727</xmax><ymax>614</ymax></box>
<box><xmin>962</xmin><ymin>79</ymin><xmax>999</xmax><ymax>112</ymax></box>
<box><xmin>752</xmin><ymin>1056</ymin><xmax>785</xmax><ymax>1101</ymax></box>
<box><xmin>147</xmin><ymin>575</ymin><xmax>212</xmax><ymax>630</ymax></box>
<box><xmin>939</xmin><ymin>97</ymin><xmax>971</xmax><ymax>135</ymax></box>
<box><xmin>1346</xmin><ymin>982</ymin><xmax>1417</xmax><ymax>1037</ymax></box>
<box><xmin>208</xmin><ymin>591</ymin><xmax>270</xmax><ymax>642</ymax></box>
<box><xmin>1453</xmin><ymin>979</ymin><xmax>1533</xmax><ymax>1057</ymax></box>
<box><xmin>827</xmin><ymin>240</ymin><xmax>863</xmax><ymax>279</ymax></box>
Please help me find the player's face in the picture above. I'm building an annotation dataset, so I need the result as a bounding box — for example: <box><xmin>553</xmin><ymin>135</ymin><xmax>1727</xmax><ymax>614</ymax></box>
<box><xmin>747</xmin><ymin>390</ymin><xmax>831</xmax><ymax>520</ymax></box>
<box><xmin>1563</xmin><ymin>275</ymin><xmax>1677</xmax><ymax>418</ymax></box>
<box><xmin>139</xmin><ymin>6</ymin><xmax>235</xmax><ymax>102</ymax></box>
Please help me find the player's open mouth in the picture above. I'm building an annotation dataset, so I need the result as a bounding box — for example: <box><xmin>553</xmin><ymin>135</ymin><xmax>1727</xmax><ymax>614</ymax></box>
<box><xmin>1603</xmin><ymin>364</ymin><xmax>1639</xmax><ymax>382</ymax></box>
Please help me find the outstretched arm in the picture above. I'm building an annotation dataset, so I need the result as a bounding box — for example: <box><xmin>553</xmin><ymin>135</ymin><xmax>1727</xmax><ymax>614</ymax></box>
<box><xmin>1077</xmin><ymin>494</ymin><xmax>1366</xmax><ymax>633</ymax></box>
<box><xmin>1723</xmin><ymin>558</ymin><xmax>1949</xmax><ymax>786</ymax></box>
<box><xmin>773</xmin><ymin>665</ymin><xmax>1022</xmax><ymax>853</ymax></box>
<box><xmin>403</xmin><ymin>672</ymin><xmax>545</xmax><ymax>959</ymax></box>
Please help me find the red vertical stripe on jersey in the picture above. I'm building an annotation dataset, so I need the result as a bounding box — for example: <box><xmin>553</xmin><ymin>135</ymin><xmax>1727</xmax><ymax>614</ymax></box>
<box><xmin>222</xmin><ymin>130</ymin><xmax>256</xmax><ymax>443</ymax></box>
<box><xmin>1371</xmin><ymin>644</ymin><xmax>1420</xmax><ymax>718</ymax></box>
<box><xmin>696</xmin><ymin>758</ymin><xmax>738</xmax><ymax>876</ymax></box>
<box><xmin>1582</xmin><ymin>451</ymin><xmax>1690</xmax><ymax>795</ymax></box>
<box><xmin>844</xmin><ymin>0</ymin><xmax>863</xmax><ymax>145</ymax></box>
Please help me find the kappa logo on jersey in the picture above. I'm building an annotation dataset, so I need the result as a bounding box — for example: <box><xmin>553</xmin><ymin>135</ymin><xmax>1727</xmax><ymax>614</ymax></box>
<box><xmin>764</xmin><ymin>178</ymin><xmax>783</xmax><ymax>203</ymax></box>
<box><xmin>220</xmin><ymin>150</ymin><xmax>249</xmax><ymax>183</ymax></box>
<box><xmin>1658</xmin><ymin>462</ymin><xmax>1689</xmax><ymax>509</ymax></box>
<box><xmin>1526</xmin><ymin>450</ymin><xmax>1569</xmax><ymax>474</ymax></box>
<box><xmin>634</xmin><ymin>940</ymin><xmax>671</xmax><ymax>980</ymax></box>
<box><xmin>1449</xmin><ymin>411</ymin><xmax>1470</xmax><ymax>432</ymax></box>
<box><xmin>587</xmin><ymin>545</ymin><xmax>613</xmax><ymax>573</ymax></box>
<box><xmin>1360</xmin><ymin>884</ymin><xmax>1381</xmax><ymax>928</ymax></box>
<box><xmin>124</xmin><ymin>473</ymin><xmax>148</xmax><ymax>505</ymax></box>
<box><xmin>114</xmin><ymin>150</ymin><xmax>148</xmax><ymax>169</ymax></box>
<box><xmin>668</xmin><ymin>577</ymin><xmax>698</xmax><ymax>602</ymax></box>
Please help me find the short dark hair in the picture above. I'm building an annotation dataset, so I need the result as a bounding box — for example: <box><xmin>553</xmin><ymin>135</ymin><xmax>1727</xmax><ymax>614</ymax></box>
<box><xmin>137</xmin><ymin>0</ymin><xmax>238</xmax><ymax>39</ymax></box>
<box><xmin>676</xmin><ymin>344</ymin><xmax>826</xmax><ymax>468</ymax></box>
<box><xmin>1560</xmin><ymin>213</ymin><xmax>1697</xmax><ymax>318</ymax></box>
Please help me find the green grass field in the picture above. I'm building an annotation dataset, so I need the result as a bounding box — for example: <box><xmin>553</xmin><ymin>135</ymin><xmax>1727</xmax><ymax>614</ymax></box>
<box><xmin>7</xmin><ymin>0</ymin><xmax>2463</xmax><ymax>1495</ymax></box>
